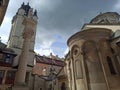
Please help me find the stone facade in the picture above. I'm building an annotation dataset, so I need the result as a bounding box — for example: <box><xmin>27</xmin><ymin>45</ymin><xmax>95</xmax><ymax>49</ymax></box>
<box><xmin>65</xmin><ymin>12</ymin><xmax>120</xmax><ymax>90</ymax></box>
<box><xmin>7</xmin><ymin>2</ymin><xmax>38</xmax><ymax>67</ymax></box>
<box><xmin>32</xmin><ymin>53</ymin><xmax>67</xmax><ymax>90</ymax></box>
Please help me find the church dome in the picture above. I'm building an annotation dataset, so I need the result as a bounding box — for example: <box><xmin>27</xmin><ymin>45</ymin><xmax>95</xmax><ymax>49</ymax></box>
<box><xmin>90</xmin><ymin>12</ymin><xmax>120</xmax><ymax>24</ymax></box>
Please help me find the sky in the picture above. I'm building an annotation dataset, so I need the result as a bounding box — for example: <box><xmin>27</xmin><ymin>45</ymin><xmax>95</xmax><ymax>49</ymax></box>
<box><xmin>0</xmin><ymin>0</ymin><xmax>120</xmax><ymax>58</ymax></box>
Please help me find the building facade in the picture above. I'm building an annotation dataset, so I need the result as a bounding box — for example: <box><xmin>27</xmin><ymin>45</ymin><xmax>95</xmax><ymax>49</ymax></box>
<box><xmin>65</xmin><ymin>12</ymin><xmax>120</xmax><ymax>90</ymax></box>
<box><xmin>32</xmin><ymin>53</ymin><xmax>67</xmax><ymax>90</ymax></box>
<box><xmin>0</xmin><ymin>41</ymin><xmax>17</xmax><ymax>90</ymax></box>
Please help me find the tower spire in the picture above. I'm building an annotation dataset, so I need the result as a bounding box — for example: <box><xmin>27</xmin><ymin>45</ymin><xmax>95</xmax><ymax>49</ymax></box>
<box><xmin>33</xmin><ymin>9</ymin><xmax>37</xmax><ymax>16</ymax></box>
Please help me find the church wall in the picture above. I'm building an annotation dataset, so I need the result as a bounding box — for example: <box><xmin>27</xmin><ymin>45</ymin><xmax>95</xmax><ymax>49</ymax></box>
<box><xmin>99</xmin><ymin>39</ymin><xmax>120</xmax><ymax>90</ymax></box>
<box><xmin>111</xmin><ymin>42</ymin><xmax>120</xmax><ymax>75</ymax></box>
<box><xmin>66</xmin><ymin>12</ymin><xmax>120</xmax><ymax>90</ymax></box>
<box><xmin>82</xmin><ymin>41</ymin><xmax>107</xmax><ymax>90</ymax></box>
<box><xmin>66</xmin><ymin>28</ymin><xmax>114</xmax><ymax>90</ymax></box>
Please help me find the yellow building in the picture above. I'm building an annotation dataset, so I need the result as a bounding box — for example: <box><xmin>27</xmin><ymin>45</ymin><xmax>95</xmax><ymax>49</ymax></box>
<box><xmin>65</xmin><ymin>12</ymin><xmax>120</xmax><ymax>90</ymax></box>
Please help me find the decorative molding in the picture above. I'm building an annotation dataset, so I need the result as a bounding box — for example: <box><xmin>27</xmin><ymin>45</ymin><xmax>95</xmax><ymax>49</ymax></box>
<box><xmin>67</xmin><ymin>28</ymin><xmax>112</xmax><ymax>46</ymax></box>
<box><xmin>90</xmin><ymin>12</ymin><xmax>120</xmax><ymax>24</ymax></box>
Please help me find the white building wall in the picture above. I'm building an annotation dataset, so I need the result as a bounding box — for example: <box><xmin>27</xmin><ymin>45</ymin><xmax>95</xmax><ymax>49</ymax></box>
<box><xmin>82</xmin><ymin>24</ymin><xmax>120</xmax><ymax>32</ymax></box>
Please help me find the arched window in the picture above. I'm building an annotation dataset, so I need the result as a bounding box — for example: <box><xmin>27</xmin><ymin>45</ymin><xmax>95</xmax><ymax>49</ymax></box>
<box><xmin>61</xmin><ymin>82</ymin><xmax>66</xmax><ymax>90</ymax></box>
<box><xmin>107</xmin><ymin>56</ymin><xmax>116</xmax><ymax>75</ymax></box>
<box><xmin>75</xmin><ymin>60</ymin><xmax>83</xmax><ymax>79</ymax></box>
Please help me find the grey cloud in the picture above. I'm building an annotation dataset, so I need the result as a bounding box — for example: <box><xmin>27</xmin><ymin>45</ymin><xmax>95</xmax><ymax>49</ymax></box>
<box><xmin>36</xmin><ymin>0</ymin><xmax>118</xmax><ymax>39</ymax></box>
<box><xmin>35</xmin><ymin>26</ymin><xmax>55</xmax><ymax>49</ymax></box>
<box><xmin>1</xmin><ymin>0</ymin><xmax>119</xmax><ymax>57</ymax></box>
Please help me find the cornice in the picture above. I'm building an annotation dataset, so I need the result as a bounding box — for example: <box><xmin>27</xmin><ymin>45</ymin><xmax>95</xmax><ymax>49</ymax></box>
<box><xmin>67</xmin><ymin>28</ymin><xmax>112</xmax><ymax>46</ymax></box>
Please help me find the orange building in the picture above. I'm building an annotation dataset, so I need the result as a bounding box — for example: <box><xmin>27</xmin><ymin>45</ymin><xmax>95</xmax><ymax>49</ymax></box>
<box><xmin>32</xmin><ymin>54</ymin><xmax>67</xmax><ymax>90</ymax></box>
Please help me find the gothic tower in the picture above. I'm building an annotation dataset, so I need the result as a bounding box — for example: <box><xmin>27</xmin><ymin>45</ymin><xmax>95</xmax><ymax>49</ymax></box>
<box><xmin>7</xmin><ymin>2</ymin><xmax>38</xmax><ymax>67</ymax></box>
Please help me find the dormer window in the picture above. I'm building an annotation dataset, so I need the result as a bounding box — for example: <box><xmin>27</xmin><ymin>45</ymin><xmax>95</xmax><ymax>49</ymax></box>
<box><xmin>0</xmin><ymin>51</ymin><xmax>16</xmax><ymax>67</ymax></box>
<box><xmin>5</xmin><ymin>54</ymin><xmax>12</xmax><ymax>64</ymax></box>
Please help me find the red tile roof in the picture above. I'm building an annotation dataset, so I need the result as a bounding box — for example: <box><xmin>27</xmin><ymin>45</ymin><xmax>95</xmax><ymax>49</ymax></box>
<box><xmin>35</xmin><ymin>55</ymin><xmax>65</xmax><ymax>67</ymax></box>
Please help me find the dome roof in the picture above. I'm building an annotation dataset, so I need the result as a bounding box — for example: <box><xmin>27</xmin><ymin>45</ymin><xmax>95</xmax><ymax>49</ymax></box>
<box><xmin>90</xmin><ymin>12</ymin><xmax>120</xmax><ymax>24</ymax></box>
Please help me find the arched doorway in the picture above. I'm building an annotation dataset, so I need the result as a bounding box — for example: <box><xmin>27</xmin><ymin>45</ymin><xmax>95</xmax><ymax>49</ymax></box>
<box><xmin>61</xmin><ymin>82</ymin><xmax>66</xmax><ymax>90</ymax></box>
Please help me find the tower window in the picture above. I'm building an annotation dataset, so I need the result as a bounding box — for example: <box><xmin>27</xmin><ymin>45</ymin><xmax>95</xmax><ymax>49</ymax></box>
<box><xmin>107</xmin><ymin>56</ymin><xmax>116</xmax><ymax>75</ymax></box>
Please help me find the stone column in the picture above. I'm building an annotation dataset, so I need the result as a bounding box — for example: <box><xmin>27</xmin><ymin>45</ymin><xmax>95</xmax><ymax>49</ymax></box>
<box><xmin>15</xmin><ymin>17</ymin><xmax>35</xmax><ymax>85</ymax></box>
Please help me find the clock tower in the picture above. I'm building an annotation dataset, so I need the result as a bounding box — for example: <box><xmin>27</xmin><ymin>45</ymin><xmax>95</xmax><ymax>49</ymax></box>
<box><xmin>7</xmin><ymin>3</ymin><xmax>38</xmax><ymax>89</ymax></box>
<box><xmin>7</xmin><ymin>2</ymin><xmax>38</xmax><ymax>67</ymax></box>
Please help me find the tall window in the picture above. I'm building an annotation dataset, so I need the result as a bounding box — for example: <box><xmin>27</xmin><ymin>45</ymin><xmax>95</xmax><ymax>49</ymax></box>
<box><xmin>6</xmin><ymin>71</ymin><xmax>16</xmax><ymax>79</ymax></box>
<box><xmin>61</xmin><ymin>82</ymin><xmax>66</xmax><ymax>90</ymax></box>
<box><xmin>42</xmin><ymin>67</ymin><xmax>46</xmax><ymax>76</ymax></box>
<box><xmin>107</xmin><ymin>56</ymin><xmax>116</xmax><ymax>75</ymax></box>
<box><xmin>0</xmin><ymin>70</ymin><xmax>4</xmax><ymax>78</ymax></box>
<box><xmin>0</xmin><ymin>53</ymin><xmax>3</xmax><ymax>61</ymax></box>
<box><xmin>0</xmin><ymin>70</ymin><xmax>4</xmax><ymax>84</ymax></box>
<box><xmin>5</xmin><ymin>54</ymin><xmax>12</xmax><ymax>63</ymax></box>
<box><xmin>75</xmin><ymin>60</ymin><xmax>83</xmax><ymax>79</ymax></box>
<box><xmin>25</xmin><ymin>72</ymin><xmax>30</xmax><ymax>85</ymax></box>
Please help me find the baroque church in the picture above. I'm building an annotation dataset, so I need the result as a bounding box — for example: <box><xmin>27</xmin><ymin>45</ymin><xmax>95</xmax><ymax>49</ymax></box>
<box><xmin>65</xmin><ymin>12</ymin><xmax>120</xmax><ymax>90</ymax></box>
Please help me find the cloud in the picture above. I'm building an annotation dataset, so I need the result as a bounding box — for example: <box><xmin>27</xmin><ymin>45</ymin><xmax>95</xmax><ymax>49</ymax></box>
<box><xmin>30</xmin><ymin>0</ymin><xmax>62</xmax><ymax>11</ymax></box>
<box><xmin>64</xmin><ymin>47</ymin><xmax>69</xmax><ymax>55</ymax></box>
<box><xmin>35</xmin><ymin>48</ymin><xmax>54</xmax><ymax>56</ymax></box>
<box><xmin>0</xmin><ymin>16</ymin><xmax>11</xmax><ymax>43</ymax></box>
<box><xmin>0</xmin><ymin>0</ymin><xmax>119</xmax><ymax>57</ymax></box>
<box><xmin>35</xmin><ymin>27</ymin><xmax>55</xmax><ymax>48</ymax></box>
<box><xmin>113</xmin><ymin>0</ymin><xmax>120</xmax><ymax>11</ymax></box>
